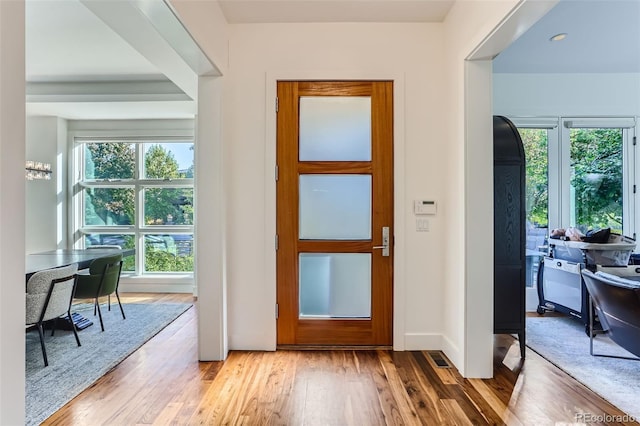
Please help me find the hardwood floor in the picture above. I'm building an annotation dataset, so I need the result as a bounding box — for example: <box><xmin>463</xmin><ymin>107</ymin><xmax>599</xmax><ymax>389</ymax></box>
<box><xmin>43</xmin><ymin>294</ymin><xmax>639</xmax><ymax>425</ymax></box>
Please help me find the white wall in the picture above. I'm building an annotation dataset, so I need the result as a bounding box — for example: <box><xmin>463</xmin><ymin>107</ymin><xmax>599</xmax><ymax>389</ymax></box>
<box><xmin>0</xmin><ymin>1</ymin><xmax>26</xmax><ymax>423</ymax></box>
<box><xmin>25</xmin><ymin>116</ymin><xmax>67</xmax><ymax>254</ymax></box>
<box><xmin>195</xmin><ymin>76</ymin><xmax>228</xmax><ymax>360</ymax></box>
<box><xmin>184</xmin><ymin>4</ymin><xmax>552</xmax><ymax>376</ymax></box>
<box><xmin>494</xmin><ymin>73</ymin><xmax>640</xmax><ymax>116</ymax></box>
<box><xmin>169</xmin><ymin>0</ymin><xmax>229</xmax><ymax>361</ymax></box>
<box><xmin>442</xmin><ymin>0</ymin><xmax>525</xmax><ymax>377</ymax></box>
<box><xmin>224</xmin><ymin>23</ymin><xmax>448</xmax><ymax>351</ymax></box>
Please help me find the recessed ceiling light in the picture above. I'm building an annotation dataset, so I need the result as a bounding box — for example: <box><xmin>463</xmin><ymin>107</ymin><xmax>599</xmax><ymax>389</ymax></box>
<box><xmin>550</xmin><ymin>33</ymin><xmax>567</xmax><ymax>42</ymax></box>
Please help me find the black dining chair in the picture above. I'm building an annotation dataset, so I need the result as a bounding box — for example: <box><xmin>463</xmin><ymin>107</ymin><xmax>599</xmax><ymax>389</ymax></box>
<box><xmin>581</xmin><ymin>269</ymin><xmax>640</xmax><ymax>360</ymax></box>
<box><xmin>73</xmin><ymin>253</ymin><xmax>125</xmax><ymax>332</ymax></box>
<box><xmin>26</xmin><ymin>264</ymin><xmax>80</xmax><ymax>367</ymax></box>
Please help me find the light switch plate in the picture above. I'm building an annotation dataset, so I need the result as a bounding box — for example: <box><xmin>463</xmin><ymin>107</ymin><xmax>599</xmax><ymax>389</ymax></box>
<box><xmin>416</xmin><ymin>218</ymin><xmax>429</xmax><ymax>232</ymax></box>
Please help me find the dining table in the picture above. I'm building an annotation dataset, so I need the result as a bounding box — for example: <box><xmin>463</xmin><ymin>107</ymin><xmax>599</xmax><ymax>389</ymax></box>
<box><xmin>26</xmin><ymin>248</ymin><xmax>136</xmax><ymax>329</ymax></box>
<box><xmin>26</xmin><ymin>248</ymin><xmax>135</xmax><ymax>278</ymax></box>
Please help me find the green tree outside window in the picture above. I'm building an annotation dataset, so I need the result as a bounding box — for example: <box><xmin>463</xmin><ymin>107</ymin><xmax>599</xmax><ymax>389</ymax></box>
<box><xmin>570</xmin><ymin>128</ymin><xmax>623</xmax><ymax>233</ymax></box>
<box><xmin>83</xmin><ymin>142</ymin><xmax>194</xmax><ymax>273</ymax></box>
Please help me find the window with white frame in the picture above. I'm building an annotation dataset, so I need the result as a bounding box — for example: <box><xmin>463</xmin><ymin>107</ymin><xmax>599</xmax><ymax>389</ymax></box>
<box><xmin>560</xmin><ymin>118</ymin><xmax>636</xmax><ymax>238</ymax></box>
<box><xmin>514</xmin><ymin>117</ymin><xmax>636</xmax><ymax>238</ymax></box>
<box><xmin>73</xmin><ymin>137</ymin><xmax>194</xmax><ymax>275</ymax></box>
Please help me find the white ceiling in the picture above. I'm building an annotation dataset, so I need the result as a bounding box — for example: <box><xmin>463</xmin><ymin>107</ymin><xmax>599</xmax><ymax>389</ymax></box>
<box><xmin>26</xmin><ymin>0</ymin><xmax>162</xmax><ymax>82</ymax></box>
<box><xmin>25</xmin><ymin>0</ymin><xmax>211</xmax><ymax>120</ymax></box>
<box><xmin>25</xmin><ymin>0</ymin><xmax>640</xmax><ymax>120</ymax></box>
<box><xmin>493</xmin><ymin>0</ymin><xmax>640</xmax><ymax>73</ymax></box>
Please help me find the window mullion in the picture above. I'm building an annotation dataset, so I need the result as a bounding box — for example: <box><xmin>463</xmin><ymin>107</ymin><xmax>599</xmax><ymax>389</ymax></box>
<box><xmin>136</xmin><ymin>143</ymin><xmax>143</xmax><ymax>275</ymax></box>
<box><xmin>547</xmin><ymin>125</ymin><xmax>562</xmax><ymax>231</ymax></box>
<box><xmin>627</xmin><ymin>128</ymin><xmax>636</xmax><ymax>240</ymax></box>
<box><xmin>559</xmin><ymin>122</ymin><xmax>572</xmax><ymax>228</ymax></box>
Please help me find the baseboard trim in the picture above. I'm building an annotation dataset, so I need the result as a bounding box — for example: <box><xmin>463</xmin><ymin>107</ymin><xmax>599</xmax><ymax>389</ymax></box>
<box><xmin>440</xmin><ymin>334</ymin><xmax>462</xmax><ymax>373</ymax></box>
<box><xmin>403</xmin><ymin>333</ymin><xmax>443</xmax><ymax>350</ymax></box>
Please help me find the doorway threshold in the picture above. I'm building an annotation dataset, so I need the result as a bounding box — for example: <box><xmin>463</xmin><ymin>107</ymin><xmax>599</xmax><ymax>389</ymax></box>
<box><xmin>277</xmin><ymin>345</ymin><xmax>393</xmax><ymax>351</ymax></box>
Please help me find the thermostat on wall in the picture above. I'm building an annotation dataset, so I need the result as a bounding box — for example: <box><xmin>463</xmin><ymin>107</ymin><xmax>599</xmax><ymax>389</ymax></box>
<box><xmin>414</xmin><ymin>200</ymin><xmax>437</xmax><ymax>215</ymax></box>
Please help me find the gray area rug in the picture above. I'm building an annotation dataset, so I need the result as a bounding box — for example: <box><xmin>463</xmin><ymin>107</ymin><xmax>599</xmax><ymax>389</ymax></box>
<box><xmin>527</xmin><ymin>316</ymin><xmax>640</xmax><ymax>419</ymax></box>
<box><xmin>26</xmin><ymin>302</ymin><xmax>192</xmax><ymax>426</ymax></box>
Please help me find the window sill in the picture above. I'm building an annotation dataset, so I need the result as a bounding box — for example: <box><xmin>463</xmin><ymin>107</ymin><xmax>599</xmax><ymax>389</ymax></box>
<box><xmin>119</xmin><ymin>274</ymin><xmax>194</xmax><ymax>294</ymax></box>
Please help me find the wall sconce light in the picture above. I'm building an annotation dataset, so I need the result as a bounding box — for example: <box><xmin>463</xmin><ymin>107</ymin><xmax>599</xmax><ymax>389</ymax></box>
<box><xmin>25</xmin><ymin>160</ymin><xmax>52</xmax><ymax>180</ymax></box>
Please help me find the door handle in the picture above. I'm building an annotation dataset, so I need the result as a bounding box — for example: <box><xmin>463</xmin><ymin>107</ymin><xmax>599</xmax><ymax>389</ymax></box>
<box><xmin>373</xmin><ymin>226</ymin><xmax>390</xmax><ymax>257</ymax></box>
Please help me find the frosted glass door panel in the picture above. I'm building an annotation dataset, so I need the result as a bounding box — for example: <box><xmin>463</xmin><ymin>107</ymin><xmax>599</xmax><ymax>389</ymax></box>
<box><xmin>299</xmin><ymin>174</ymin><xmax>371</xmax><ymax>240</ymax></box>
<box><xmin>299</xmin><ymin>253</ymin><xmax>371</xmax><ymax>318</ymax></box>
<box><xmin>299</xmin><ymin>97</ymin><xmax>371</xmax><ymax>161</ymax></box>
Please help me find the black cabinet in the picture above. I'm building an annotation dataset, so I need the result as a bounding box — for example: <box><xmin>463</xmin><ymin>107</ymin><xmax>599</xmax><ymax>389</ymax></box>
<box><xmin>493</xmin><ymin>115</ymin><xmax>526</xmax><ymax>358</ymax></box>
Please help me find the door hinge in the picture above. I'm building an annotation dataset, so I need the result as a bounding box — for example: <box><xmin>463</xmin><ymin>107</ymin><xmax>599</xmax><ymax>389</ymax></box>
<box><xmin>634</xmin><ymin>184</ymin><xmax>637</xmax><ymax>194</ymax></box>
<box><xmin>275</xmin><ymin>165</ymin><xmax>279</xmax><ymax>181</ymax></box>
<box><xmin>275</xmin><ymin>303</ymin><xmax>279</xmax><ymax>319</ymax></box>
<box><xmin>633</xmin><ymin>136</ymin><xmax>637</xmax><ymax>146</ymax></box>
<box><xmin>634</xmin><ymin>232</ymin><xmax>637</xmax><ymax>240</ymax></box>
<box><xmin>275</xmin><ymin>234</ymin><xmax>279</xmax><ymax>251</ymax></box>
<box><xmin>275</xmin><ymin>97</ymin><xmax>279</xmax><ymax>113</ymax></box>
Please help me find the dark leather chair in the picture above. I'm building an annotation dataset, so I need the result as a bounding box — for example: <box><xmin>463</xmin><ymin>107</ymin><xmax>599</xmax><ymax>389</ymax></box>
<box><xmin>581</xmin><ymin>269</ymin><xmax>640</xmax><ymax>360</ymax></box>
<box><xmin>26</xmin><ymin>264</ymin><xmax>80</xmax><ymax>366</ymax></box>
<box><xmin>74</xmin><ymin>253</ymin><xmax>125</xmax><ymax>331</ymax></box>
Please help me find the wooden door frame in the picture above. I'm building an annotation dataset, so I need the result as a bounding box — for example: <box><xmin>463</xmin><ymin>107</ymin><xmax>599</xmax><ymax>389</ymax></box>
<box><xmin>275</xmin><ymin>80</ymin><xmax>394</xmax><ymax>346</ymax></box>
<box><xmin>263</xmin><ymin>72</ymin><xmax>407</xmax><ymax>351</ymax></box>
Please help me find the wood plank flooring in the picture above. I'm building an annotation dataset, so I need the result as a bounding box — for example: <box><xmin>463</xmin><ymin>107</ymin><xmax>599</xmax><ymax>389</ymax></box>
<box><xmin>42</xmin><ymin>294</ymin><xmax>639</xmax><ymax>425</ymax></box>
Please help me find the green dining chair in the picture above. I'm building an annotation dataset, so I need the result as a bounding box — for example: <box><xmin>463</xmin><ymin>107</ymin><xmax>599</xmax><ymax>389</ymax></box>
<box><xmin>74</xmin><ymin>253</ymin><xmax>125</xmax><ymax>331</ymax></box>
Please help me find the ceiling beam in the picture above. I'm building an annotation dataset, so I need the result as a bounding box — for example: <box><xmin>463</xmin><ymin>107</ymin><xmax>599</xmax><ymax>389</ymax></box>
<box><xmin>134</xmin><ymin>0</ymin><xmax>220</xmax><ymax>76</ymax></box>
<box><xmin>79</xmin><ymin>0</ymin><xmax>200</xmax><ymax>100</ymax></box>
<box><xmin>26</xmin><ymin>81</ymin><xmax>191</xmax><ymax>103</ymax></box>
<box><xmin>27</xmin><ymin>100</ymin><xmax>196</xmax><ymax>121</ymax></box>
<box><xmin>467</xmin><ymin>0</ymin><xmax>558</xmax><ymax>61</ymax></box>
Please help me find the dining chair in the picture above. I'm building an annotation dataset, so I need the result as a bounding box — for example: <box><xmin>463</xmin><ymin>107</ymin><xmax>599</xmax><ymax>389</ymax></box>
<box><xmin>74</xmin><ymin>253</ymin><xmax>125</xmax><ymax>331</ymax></box>
<box><xmin>86</xmin><ymin>245</ymin><xmax>122</xmax><ymax>308</ymax></box>
<box><xmin>581</xmin><ymin>269</ymin><xmax>640</xmax><ymax>360</ymax></box>
<box><xmin>26</xmin><ymin>264</ymin><xmax>80</xmax><ymax>367</ymax></box>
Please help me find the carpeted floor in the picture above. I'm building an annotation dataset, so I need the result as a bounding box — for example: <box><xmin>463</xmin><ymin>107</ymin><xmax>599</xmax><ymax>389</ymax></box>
<box><xmin>25</xmin><ymin>302</ymin><xmax>193</xmax><ymax>426</ymax></box>
<box><xmin>527</xmin><ymin>316</ymin><xmax>640</xmax><ymax>420</ymax></box>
